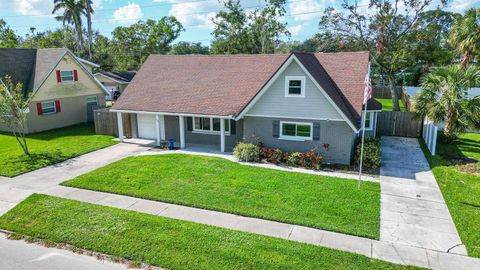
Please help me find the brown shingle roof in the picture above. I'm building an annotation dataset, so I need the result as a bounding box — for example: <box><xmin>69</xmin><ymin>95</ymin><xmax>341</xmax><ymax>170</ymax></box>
<box><xmin>113</xmin><ymin>51</ymin><xmax>370</xmax><ymax>129</ymax></box>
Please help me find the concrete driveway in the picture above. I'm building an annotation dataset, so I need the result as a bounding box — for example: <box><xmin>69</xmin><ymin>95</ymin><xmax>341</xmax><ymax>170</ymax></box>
<box><xmin>380</xmin><ymin>137</ymin><xmax>467</xmax><ymax>255</ymax></box>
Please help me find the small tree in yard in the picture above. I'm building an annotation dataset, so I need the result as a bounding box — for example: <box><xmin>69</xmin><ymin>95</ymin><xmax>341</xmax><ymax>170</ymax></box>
<box><xmin>0</xmin><ymin>76</ymin><xmax>30</xmax><ymax>155</ymax></box>
<box><xmin>414</xmin><ymin>65</ymin><xmax>480</xmax><ymax>140</ymax></box>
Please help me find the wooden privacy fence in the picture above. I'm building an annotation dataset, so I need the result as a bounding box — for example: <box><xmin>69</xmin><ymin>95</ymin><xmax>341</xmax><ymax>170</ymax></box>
<box><xmin>376</xmin><ymin>111</ymin><xmax>423</xmax><ymax>137</ymax></box>
<box><xmin>94</xmin><ymin>108</ymin><xmax>133</xmax><ymax>137</ymax></box>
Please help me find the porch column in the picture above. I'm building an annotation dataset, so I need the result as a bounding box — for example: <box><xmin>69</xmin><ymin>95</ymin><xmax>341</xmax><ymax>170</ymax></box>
<box><xmin>159</xmin><ymin>115</ymin><xmax>166</xmax><ymax>141</ymax></box>
<box><xmin>179</xmin><ymin>115</ymin><xmax>185</xmax><ymax>148</ymax></box>
<box><xmin>116</xmin><ymin>112</ymin><xmax>124</xmax><ymax>142</ymax></box>
<box><xmin>155</xmin><ymin>114</ymin><xmax>160</xmax><ymax>146</ymax></box>
<box><xmin>220</xmin><ymin>119</ymin><xmax>225</xmax><ymax>152</ymax></box>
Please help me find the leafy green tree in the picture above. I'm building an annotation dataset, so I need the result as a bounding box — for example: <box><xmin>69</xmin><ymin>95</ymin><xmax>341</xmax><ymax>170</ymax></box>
<box><xmin>91</xmin><ymin>33</ymin><xmax>114</xmax><ymax>71</ymax></box>
<box><xmin>52</xmin><ymin>0</ymin><xmax>85</xmax><ymax>54</ymax></box>
<box><xmin>320</xmin><ymin>0</ymin><xmax>447</xmax><ymax>111</ymax></box>
<box><xmin>211</xmin><ymin>0</ymin><xmax>251</xmax><ymax>54</ymax></box>
<box><xmin>110</xmin><ymin>18</ymin><xmax>184</xmax><ymax>70</ymax></box>
<box><xmin>0</xmin><ymin>19</ymin><xmax>18</xmax><ymax>48</ymax></box>
<box><xmin>449</xmin><ymin>8</ymin><xmax>480</xmax><ymax>68</ymax></box>
<box><xmin>278</xmin><ymin>32</ymin><xmax>364</xmax><ymax>53</ymax></box>
<box><xmin>211</xmin><ymin>0</ymin><xmax>289</xmax><ymax>54</ymax></box>
<box><xmin>170</xmin><ymin>42</ymin><xmax>209</xmax><ymax>55</ymax></box>
<box><xmin>21</xmin><ymin>27</ymin><xmax>76</xmax><ymax>51</ymax></box>
<box><xmin>398</xmin><ymin>10</ymin><xmax>459</xmax><ymax>85</ymax></box>
<box><xmin>414</xmin><ymin>65</ymin><xmax>480</xmax><ymax>139</ymax></box>
<box><xmin>0</xmin><ymin>76</ymin><xmax>31</xmax><ymax>155</ymax></box>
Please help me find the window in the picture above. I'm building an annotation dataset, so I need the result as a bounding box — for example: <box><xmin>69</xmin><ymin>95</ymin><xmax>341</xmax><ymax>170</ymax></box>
<box><xmin>280</xmin><ymin>121</ymin><xmax>312</xmax><ymax>140</ymax></box>
<box><xmin>363</xmin><ymin>112</ymin><xmax>374</xmax><ymax>130</ymax></box>
<box><xmin>193</xmin><ymin>117</ymin><xmax>230</xmax><ymax>134</ymax></box>
<box><xmin>285</xmin><ymin>76</ymin><xmax>306</xmax><ymax>97</ymax></box>
<box><xmin>41</xmin><ymin>101</ymin><xmax>56</xmax><ymax>114</ymax></box>
<box><xmin>60</xmin><ymin>70</ymin><xmax>74</xmax><ymax>82</ymax></box>
<box><xmin>87</xmin><ymin>96</ymin><xmax>98</xmax><ymax>105</ymax></box>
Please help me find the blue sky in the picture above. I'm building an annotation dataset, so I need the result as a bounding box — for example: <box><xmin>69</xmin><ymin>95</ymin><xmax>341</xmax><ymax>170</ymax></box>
<box><xmin>0</xmin><ymin>0</ymin><xmax>479</xmax><ymax>45</ymax></box>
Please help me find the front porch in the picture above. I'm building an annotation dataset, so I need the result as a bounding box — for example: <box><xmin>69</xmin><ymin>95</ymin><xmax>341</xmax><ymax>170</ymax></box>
<box><xmin>115</xmin><ymin>112</ymin><xmax>237</xmax><ymax>153</ymax></box>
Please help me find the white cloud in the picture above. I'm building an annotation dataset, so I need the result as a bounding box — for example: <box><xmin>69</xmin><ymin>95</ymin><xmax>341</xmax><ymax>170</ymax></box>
<box><xmin>289</xmin><ymin>0</ymin><xmax>325</xmax><ymax>21</ymax></box>
<box><xmin>288</xmin><ymin>24</ymin><xmax>304</xmax><ymax>36</ymax></box>
<box><xmin>112</xmin><ymin>2</ymin><xmax>144</xmax><ymax>24</ymax></box>
<box><xmin>10</xmin><ymin>0</ymin><xmax>52</xmax><ymax>16</ymax></box>
<box><xmin>168</xmin><ymin>0</ymin><xmax>218</xmax><ymax>29</ymax></box>
<box><xmin>445</xmin><ymin>0</ymin><xmax>480</xmax><ymax>13</ymax></box>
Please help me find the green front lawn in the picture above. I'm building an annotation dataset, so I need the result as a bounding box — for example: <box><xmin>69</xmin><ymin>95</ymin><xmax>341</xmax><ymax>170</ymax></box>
<box><xmin>0</xmin><ymin>124</ymin><xmax>117</xmax><ymax>177</ymax></box>
<box><xmin>0</xmin><ymin>194</ymin><xmax>419</xmax><ymax>270</ymax></box>
<box><xmin>63</xmin><ymin>154</ymin><xmax>380</xmax><ymax>239</ymax></box>
<box><xmin>375</xmin><ymin>98</ymin><xmax>405</xmax><ymax>111</ymax></box>
<box><xmin>421</xmin><ymin>133</ymin><xmax>480</xmax><ymax>257</ymax></box>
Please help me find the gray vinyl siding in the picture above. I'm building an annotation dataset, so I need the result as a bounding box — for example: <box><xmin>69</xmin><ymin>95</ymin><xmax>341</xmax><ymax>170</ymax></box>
<box><xmin>243</xmin><ymin>116</ymin><xmax>355</xmax><ymax>165</ymax></box>
<box><xmin>246</xmin><ymin>61</ymin><xmax>344</xmax><ymax>121</ymax></box>
<box><xmin>164</xmin><ymin>115</ymin><xmax>243</xmax><ymax>151</ymax></box>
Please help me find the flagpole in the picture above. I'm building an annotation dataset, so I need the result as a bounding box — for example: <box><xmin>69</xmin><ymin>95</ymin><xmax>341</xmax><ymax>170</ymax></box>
<box><xmin>358</xmin><ymin>98</ymin><xmax>368</xmax><ymax>189</ymax></box>
<box><xmin>358</xmin><ymin>62</ymin><xmax>371</xmax><ymax>189</ymax></box>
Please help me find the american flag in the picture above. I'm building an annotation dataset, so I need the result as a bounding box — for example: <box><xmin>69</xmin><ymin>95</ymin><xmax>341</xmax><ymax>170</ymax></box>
<box><xmin>363</xmin><ymin>73</ymin><xmax>372</xmax><ymax>105</ymax></box>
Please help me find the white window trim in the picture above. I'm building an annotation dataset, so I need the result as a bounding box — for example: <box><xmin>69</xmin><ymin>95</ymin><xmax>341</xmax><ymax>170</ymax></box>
<box><xmin>279</xmin><ymin>121</ymin><xmax>313</xmax><ymax>141</ymax></box>
<box><xmin>192</xmin><ymin>117</ymin><xmax>231</xmax><ymax>135</ymax></box>
<box><xmin>362</xmin><ymin>111</ymin><xmax>374</xmax><ymax>131</ymax></box>
<box><xmin>41</xmin><ymin>100</ymin><xmax>56</xmax><ymax>115</ymax></box>
<box><xmin>284</xmin><ymin>76</ymin><xmax>306</xmax><ymax>98</ymax></box>
<box><xmin>60</xmin><ymin>69</ymin><xmax>74</xmax><ymax>83</ymax></box>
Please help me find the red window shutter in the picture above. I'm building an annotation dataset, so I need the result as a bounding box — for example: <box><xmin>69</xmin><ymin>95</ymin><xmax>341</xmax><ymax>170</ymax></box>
<box><xmin>37</xmin><ymin>103</ymin><xmax>43</xmax><ymax>115</ymax></box>
<box><xmin>73</xmin><ymin>70</ymin><xmax>78</xmax><ymax>81</ymax></box>
<box><xmin>56</xmin><ymin>70</ymin><xmax>62</xmax><ymax>83</ymax></box>
<box><xmin>55</xmin><ymin>100</ymin><xmax>61</xmax><ymax>113</ymax></box>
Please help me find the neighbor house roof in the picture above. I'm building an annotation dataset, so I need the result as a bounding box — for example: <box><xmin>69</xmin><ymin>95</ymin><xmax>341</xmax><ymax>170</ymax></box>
<box><xmin>97</xmin><ymin>71</ymin><xmax>136</xmax><ymax>83</ymax></box>
<box><xmin>113</xmin><ymin>51</ymin><xmax>371</xmax><ymax>129</ymax></box>
<box><xmin>0</xmin><ymin>48</ymin><xmax>105</xmax><ymax>98</ymax></box>
<box><xmin>0</xmin><ymin>48</ymin><xmax>36</xmax><ymax>95</ymax></box>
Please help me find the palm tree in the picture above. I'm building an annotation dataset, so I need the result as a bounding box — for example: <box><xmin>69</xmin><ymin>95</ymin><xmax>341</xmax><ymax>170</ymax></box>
<box><xmin>52</xmin><ymin>0</ymin><xmax>85</xmax><ymax>54</ymax></box>
<box><xmin>83</xmin><ymin>0</ymin><xmax>94</xmax><ymax>60</ymax></box>
<box><xmin>448</xmin><ymin>8</ymin><xmax>480</xmax><ymax>68</ymax></box>
<box><xmin>414</xmin><ymin>65</ymin><xmax>480</xmax><ymax>139</ymax></box>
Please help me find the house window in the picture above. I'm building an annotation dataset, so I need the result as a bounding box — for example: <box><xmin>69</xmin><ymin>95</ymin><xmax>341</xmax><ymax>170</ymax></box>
<box><xmin>41</xmin><ymin>101</ymin><xmax>56</xmax><ymax>114</ymax></box>
<box><xmin>280</xmin><ymin>121</ymin><xmax>312</xmax><ymax>140</ymax></box>
<box><xmin>87</xmin><ymin>96</ymin><xmax>98</xmax><ymax>105</ymax></box>
<box><xmin>285</xmin><ymin>76</ymin><xmax>306</xmax><ymax>97</ymax></box>
<box><xmin>60</xmin><ymin>70</ymin><xmax>74</xmax><ymax>82</ymax></box>
<box><xmin>363</xmin><ymin>112</ymin><xmax>374</xmax><ymax>130</ymax></box>
<box><xmin>193</xmin><ymin>117</ymin><xmax>230</xmax><ymax>134</ymax></box>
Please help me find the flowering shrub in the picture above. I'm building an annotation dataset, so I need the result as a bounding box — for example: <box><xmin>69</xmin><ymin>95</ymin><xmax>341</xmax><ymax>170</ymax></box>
<box><xmin>235</xmin><ymin>143</ymin><xmax>323</xmax><ymax>170</ymax></box>
<box><xmin>260</xmin><ymin>147</ymin><xmax>283</xmax><ymax>164</ymax></box>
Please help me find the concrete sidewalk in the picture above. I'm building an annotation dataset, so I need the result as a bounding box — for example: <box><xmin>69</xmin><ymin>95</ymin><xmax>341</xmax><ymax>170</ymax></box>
<box><xmin>380</xmin><ymin>137</ymin><xmax>467</xmax><ymax>255</ymax></box>
<box><xmin>0</xmin><ymin>233</ymin><xmax>131</xmax><ymax>270</ymax></box>
<box><xmin>40</xmin><ymin>185</ymin><xmax>480</xmax><ymax>270</ymax></box>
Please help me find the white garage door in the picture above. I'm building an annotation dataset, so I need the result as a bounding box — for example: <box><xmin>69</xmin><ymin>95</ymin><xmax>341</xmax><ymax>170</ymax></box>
<box><xmin>137</xmin><ymin>114</ymin><xmax>157</xmax><ymax>139</ymax></box>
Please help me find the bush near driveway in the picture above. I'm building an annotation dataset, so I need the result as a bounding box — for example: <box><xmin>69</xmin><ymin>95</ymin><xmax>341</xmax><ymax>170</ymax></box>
<box><xmin>421</xmin><ymin>133</ymin><xmax>480</xmax><ymax>257</ymax></box>
<box><xmin>0</xmin><ymin>194</ymin><xmax>420</xmax><ymax>270</ymax></box>
<box><xmin>354</xmin><ymin>137</ymin><xmax>381</xmax><ymax>170</ymax></box>
<box><xmin>0</xmin><ymin>124</ymin><xmax>117</xmax><ymax>177</ymax></box>
<box><xmin>63</xmin><ymin>154</ymin><xmax>380</xmax><ymax>239</ymax></box>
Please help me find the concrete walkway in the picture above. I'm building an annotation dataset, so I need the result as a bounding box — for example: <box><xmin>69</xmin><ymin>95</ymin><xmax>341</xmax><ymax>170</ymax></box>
<box><xmin>380</xmin><ymin>137</ymin><xmax>467</xmax><ymax>255</ymax></box>
<box><xmin>39</xmin><ymin>185</ymin><xmax>480</xmax><ymax>270</ymax></box>
<box><xmin>142</xmin><ymin>147</ymin><xmax>379</xmax><ymax>182</ymax></box>
<box><xmin>0</xmin><ymin>143</ymin><xmax>150</xmax><ymax>216</ymax></box>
